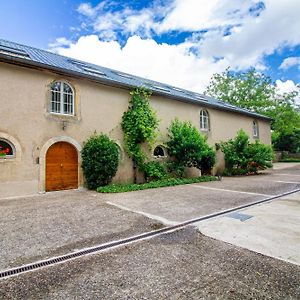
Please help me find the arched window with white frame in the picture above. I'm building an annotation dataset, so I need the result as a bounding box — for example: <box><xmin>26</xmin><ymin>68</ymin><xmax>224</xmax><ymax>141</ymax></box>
<box><xmin>253</xmin><ymin>120</ymin><xmax>259</xmax><ymax>138</ymax></box>
<box><xmin>153</xmin><ymin>145</ymin><xmax>166</xmax><ymax>158</ymax></box>
<box><xmin>50</xmin><ymin>81</ymin><xmax>74</xmax><ymax>115</ymax></box>
<box><xmin>200</xmin><ymin>109</ymin><xmax>210</xmax><ymax>131</ymax></box>
<box><xmin>0</xmin><ymin>139</ymin><xmax>15</xmax><ymax>159</ymax></box>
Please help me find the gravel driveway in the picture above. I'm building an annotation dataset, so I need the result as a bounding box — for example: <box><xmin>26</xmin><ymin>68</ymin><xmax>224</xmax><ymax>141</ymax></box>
<box><xmin>1</xmin><ymin>227</ymin><xmax>299</xmax><ymax>299</ymax></box>
<box><xmin>0</xmin><ymin>190</ymin><xmax>163</xmax><ymax>270</ymax></box>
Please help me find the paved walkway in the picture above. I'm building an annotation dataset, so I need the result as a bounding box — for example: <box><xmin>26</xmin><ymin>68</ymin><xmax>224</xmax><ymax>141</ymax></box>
<box><xmin>0</xmin><ymin>163</ymin><xmax>299</xmax><ymax>299</ymax></box>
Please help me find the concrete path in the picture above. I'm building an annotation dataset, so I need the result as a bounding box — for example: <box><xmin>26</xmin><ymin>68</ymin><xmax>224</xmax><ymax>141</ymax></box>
<box><xmin>197</xmin><ymin>191</ymin><xmax>300</xmax><ymax>265</ymax></box>
<box><xmin>106</xmin><ymin>164</ymin><xmax>300</xmax><ymax>224</ymax></box>
<box><xmin>106</xmin><ymin>163</ymin><xmax>300</xmax><ymax>265</ymax></box>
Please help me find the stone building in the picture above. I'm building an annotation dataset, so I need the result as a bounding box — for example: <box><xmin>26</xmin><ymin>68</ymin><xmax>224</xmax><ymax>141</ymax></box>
<box><xmin>0</xmin><ymin>39</ymin><xmax>271</xmax><ymax>198</ymax></box>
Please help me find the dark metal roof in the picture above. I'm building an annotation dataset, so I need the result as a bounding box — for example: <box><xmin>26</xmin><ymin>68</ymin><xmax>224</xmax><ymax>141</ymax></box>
<box><xmin>0</xmin><ymin>38</ymin><xmax>270</xmax><ymax>121</ymax></box>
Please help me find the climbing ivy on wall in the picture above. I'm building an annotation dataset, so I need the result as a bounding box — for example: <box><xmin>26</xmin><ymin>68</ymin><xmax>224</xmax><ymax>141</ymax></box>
<box><xmin>121</xmin><ymin>88</ymin><xmax>159</xmax><ymax>170</ymax></box>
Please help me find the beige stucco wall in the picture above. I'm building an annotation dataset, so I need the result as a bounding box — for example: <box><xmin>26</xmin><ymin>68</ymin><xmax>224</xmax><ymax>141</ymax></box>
<box><xmin>0</xmin><ymin>62</ymin><xmax>271</xmax><ymax>198</ymax></box>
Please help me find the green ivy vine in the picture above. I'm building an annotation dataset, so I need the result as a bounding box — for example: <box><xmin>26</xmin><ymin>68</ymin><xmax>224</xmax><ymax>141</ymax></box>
<box><xmin>121</xmin><ymin>88</ymin><xmax>159</xmax><ymax>170</ymax></box>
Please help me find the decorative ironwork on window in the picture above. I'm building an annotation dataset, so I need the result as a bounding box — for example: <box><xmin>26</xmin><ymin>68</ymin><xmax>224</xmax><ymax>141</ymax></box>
<box><xmin>50</xmin><ymin>81</ymin><xmax>74</xmax><ymax>115</ymax></box>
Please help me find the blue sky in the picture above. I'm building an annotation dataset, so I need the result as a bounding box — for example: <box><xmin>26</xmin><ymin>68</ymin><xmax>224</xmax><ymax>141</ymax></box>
<box><xmin>1</xmin><ymin>0</ymin><xmax>300</xmax><ymax>96</ymax></box>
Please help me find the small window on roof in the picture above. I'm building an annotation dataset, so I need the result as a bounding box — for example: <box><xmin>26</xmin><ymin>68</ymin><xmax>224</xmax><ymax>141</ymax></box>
<box><xmin>153</xmin><ymin>146</ymin><xmax>166</xmax><ymax>158</ymax></box>
<box><xmin>200</xmin><ymin>110</ymin><xmax>210</xmax><ymax>131</ymax></box>
<box><xmin>0</xmin><ymin>139</ymin><xmax>15</xmax><ymax>158</ymax></box>
<box><xmin>50</xmin><ymin>81</ymin><xmax>74</xmax><ymax>115</ymax></box>
<box><xmin>82</xmin><ymin>66</ymin><xmax>106</xmax><ymax>77</ymax></box>
<box><xmin>253</xmin><ymin>120</ymin><xmax>259</xmax><ymax>138</ymax></box>
<box><xmin>114</xmin><ymin>72</ymin><xmax>133</xmax><ymax>79</ymax></box>
<box><xmin>0</xmin><ymin>45</ymin><xmax>30</xmax><ymax>60</ymax></box>
<box><xmin>152</xmin><ymin>85</ymin><xmax>170</xmax><ymax>93</ymax></box>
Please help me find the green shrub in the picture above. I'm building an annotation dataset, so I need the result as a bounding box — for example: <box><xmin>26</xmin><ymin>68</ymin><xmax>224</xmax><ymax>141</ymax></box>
<box><xmin>81</xmin><ymin>134</ymin><xmax>119</xmax><ymax>189</ymax></box>
<box><xmin>165</xmin><ymin>161</ymin><xmax>185</xmax><ymax>178</ymax></box>
<box><xmin>143</xmin><ymin>161</ymin><xmax>168</xmax><ymax>181</ymax></box>
<box><xmin>199</xmin><ymin>147</ymin><xmax>216</xmax><ymax>175</ymax></box>
<box><xmin>220</xmin><ymin>130</ymin><xmax>273</xmax><ymax>174</ymax></box>
<box><xmin>166</xmin><ymin>118</ymin><xmax>216</xmax><ymax>173</ymax></box>
<box><xmin>246</xmin><ymin>141</ymin><xmax>273</xmax><ymax>171</ymax></box>
<box><xmin>272</xmin><ymin>129</ymin><xmax>300</xmax><ymax>153</ymax></box>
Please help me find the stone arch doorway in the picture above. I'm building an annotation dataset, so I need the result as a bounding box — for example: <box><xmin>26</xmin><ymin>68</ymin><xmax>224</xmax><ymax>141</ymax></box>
<box><xmin>45</xmin><ymin>142</ymin><xmax>78</xmax><ymax>191</ymax></box>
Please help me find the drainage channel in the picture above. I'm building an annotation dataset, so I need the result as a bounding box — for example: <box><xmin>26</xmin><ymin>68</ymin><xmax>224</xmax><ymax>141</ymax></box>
<box><xmin>1</xmin><ymin>187</ymin><xmax>299</xmax><ymax>280</ymax></box>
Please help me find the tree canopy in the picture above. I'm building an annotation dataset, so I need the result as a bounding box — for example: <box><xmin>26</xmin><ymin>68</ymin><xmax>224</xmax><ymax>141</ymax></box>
<box><xmin>205</xmin><ymin>68</ymin><xmax>300</xmax><ymax>138</ymax></box>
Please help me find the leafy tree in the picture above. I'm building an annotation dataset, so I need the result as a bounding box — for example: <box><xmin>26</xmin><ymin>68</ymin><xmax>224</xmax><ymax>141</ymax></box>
<box><xmin>166</xmin><ymin>119</ymin><xmax>216</xmax><ymax>174</ymax></box>
<box><xmin>219</xmin><ymin>130</ymin><xmax>273</xmax><ymax>175</ymax></box>
<box><xmin>205</xmin><ymin>69</ymin><xmax>275</xmax><ymax>114</ymax></box>
<box><xmin>81</xmin><ymin>134</ymin><xmax>119</xmax><ymax>189</ymax></box>
<box><xmin>272</xmin><ymin>129</ymin><xmax>300</xmax><ymax>153</ymax></box>
<box><xmin>205</xmin><ymin>68</ymin><xmax>300</xmax><ymax>142</ymax></box>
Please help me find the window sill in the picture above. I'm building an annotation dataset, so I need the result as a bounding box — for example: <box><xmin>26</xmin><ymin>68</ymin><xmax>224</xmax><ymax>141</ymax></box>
<box><xmin>45</xmin><ymin>111</ymin><xmax>81</xmax><ymax>123</ymax></box>
<box><xmin>0</xmin><ymin>157</ymin><xmax>15</xmax><ymax>162</ymax></box>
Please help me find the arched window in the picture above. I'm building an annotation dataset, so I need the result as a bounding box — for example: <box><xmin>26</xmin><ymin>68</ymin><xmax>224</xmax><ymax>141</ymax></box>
<box><xmin>200</xmin><ymin>110</ymin><xmax>209</xmax><ymax>131</ymax></box>
<box><xmin>115</xmin><ymin>143</ymin><xmax>123</xmax><ymax>161</ymax></box>
<box><xmin>0</xmin><ymin>139</ymin><xmax>15</xmax><ymax>158</ymax></box>
<box><xmin>253</xmin><ymin>120</ymin><xmax>259</xmax><ymax>138</ymax></box>
<box><xmin>50</xmin><ymin>81</ymin><xmax>74</xmax><ymax>115</ymax></box>
<box><xmin>153</xmin><ymin>146</ymin><xmax>166</xmax><ymax>158</ymax></box>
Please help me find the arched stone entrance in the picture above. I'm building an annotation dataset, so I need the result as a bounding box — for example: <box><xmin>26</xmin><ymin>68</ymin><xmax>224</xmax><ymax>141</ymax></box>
<box><xmin>39</xmin><ymin>136</ymin><xmax>82</xmax><ymax>193</ymax></box>
<box><xmin>45</xmin><ymin>142</ymin><xmax>78</xmax><ymax>191</ymax></box>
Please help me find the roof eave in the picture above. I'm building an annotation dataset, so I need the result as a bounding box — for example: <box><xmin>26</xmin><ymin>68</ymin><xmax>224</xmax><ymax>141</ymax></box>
<box><xmin>0</xmin><ymin>54</ymin><xmax>271</xmax><ymax>122</ymax></box>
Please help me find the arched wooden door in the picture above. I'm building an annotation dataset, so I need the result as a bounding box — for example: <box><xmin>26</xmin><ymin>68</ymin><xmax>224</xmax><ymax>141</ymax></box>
<box><xmin>46</xmin><ymin>142</ymin><xmax>78</xmax><ymax>191</ymax></box>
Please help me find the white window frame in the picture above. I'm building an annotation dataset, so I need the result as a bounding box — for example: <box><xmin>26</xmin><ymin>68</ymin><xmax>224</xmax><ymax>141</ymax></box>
<box><xmin>253</xmin><ymin>120</ymin><xmax>259</xmax><ymax>138</ymax></box>
<box><xmin>0</xmin><ymin>138</ymin><xmax>16</xmax><ymax>159</ymax></box>
<box><xmin>200</xmin><ymin>110</ymin><xmax>210</xmax><ymax>131</ymax></box>
<box><xmin>153</xmin><ymin>145</ymin><xmax>167</xmax><ymax>158</ymax></box>
<box><xmin>50</xmin><ymin>81</ymin><xmax>75</xmax><ymax>115</ymax></box>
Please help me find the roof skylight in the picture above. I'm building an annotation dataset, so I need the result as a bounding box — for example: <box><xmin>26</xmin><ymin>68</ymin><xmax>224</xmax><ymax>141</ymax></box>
<box><xmin>171</xmin><ymin>87</ymin><xmax>184</xmax><ymax>92</ymax></box>
<box><xmin>0</xmin><ymin>45</ymin><xmax>30</xmax><ymax>60</ymax></box>
<box><xmin>83</xmin><ymin>66</ymin><xmax>106</xmax><ymax>77</ymax></box>
<box><xmin>194</xmin><ymin>94</ymin><xmax>208</xmax><ymax>101</ymax></box>
<box><xmin>114</xmin><ymin>71</ymin><xmax>133</xmax><ymax>79</ymax></box>
<box><xmin>68</xmin><ymin>59</ymin><xmax>106</xmax><ymax>77</ymax></box>
<box><xmin>152</xmin><ymin>85</ymin><xmax>171</xmax><ymax>93</ymax></box>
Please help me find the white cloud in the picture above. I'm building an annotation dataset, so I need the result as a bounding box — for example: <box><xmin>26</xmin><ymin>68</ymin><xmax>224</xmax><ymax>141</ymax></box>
<box><xmin>276</xmin><ymin>79</ymin><xmax>299</xmax><ymax>94</ymax></box>
<box><xmin>196</xmin><ymin>0</ymin><xmax>300</xmax><ymax>70</ymax></box>
<box><xmin>77</xmin><ymin>3</ymin><xmax>97</xmax><ymax>17</ymax></box>
<box><xmin>74</xmin><ymin>0</ymin><xmax>300</xmax><ymax>71</ymax></box>
<box><xmin>50</xmin><ymin>35</ymin><xmax>227</xmax><ymax>92</ymax></box>
<box><xmin>276</xmin><ymin>79</ymin><xmax>300</xmax><ymax>104</ymax></box>
<box><xmin>157</xmin><ymin>0</ymin><xmax>257</xmax><ymax>33</ymax></box>
<box><xmin>50</xmin><ymin>1</ymin><xmax>300</xmax><ymax>95</ymax></box>
<box><xmin>48</xmin><ymin>37</ymin><xmax>72</xmax><ymax>48</ymax></box>
<box><xmin>279</xmin><ymin>57</ymin><xmax>300</xmax><ymax>70</ymax></box>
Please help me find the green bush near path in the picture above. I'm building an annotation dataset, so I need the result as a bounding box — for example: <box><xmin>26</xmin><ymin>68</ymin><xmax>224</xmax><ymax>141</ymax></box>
<box><xmin>81</xmin><ymin>134</ymin><xmax>119</xmax><ymax>189</ymax></box>
<box><xmin>97</xmin><ymin>176</ymin><xmax>217</xmax><ymax>193</ymax></box>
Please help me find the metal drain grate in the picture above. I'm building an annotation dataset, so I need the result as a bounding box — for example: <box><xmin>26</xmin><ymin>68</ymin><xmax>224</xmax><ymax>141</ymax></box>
<box><xmin>1</xmin><ymin>187</ymin><xmax>299</xmax><ymax>280</ymax></box>
<box><xmin>227</xmin><ymin>212</ymin><xmax>253</xmax><ymax>221</ymax></box>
